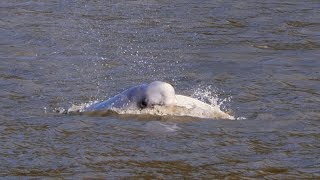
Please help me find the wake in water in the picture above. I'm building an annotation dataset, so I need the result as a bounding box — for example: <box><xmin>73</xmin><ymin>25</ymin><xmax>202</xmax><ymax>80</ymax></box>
<box><xmin>57</xmin><ymin>81</ymin><xmax>237</xmax><ymax>120</ymax></box>
<box><xmin>145</xmin><ymin>121</ymin><xmax>181</xmax><ymax>133</ymax></box>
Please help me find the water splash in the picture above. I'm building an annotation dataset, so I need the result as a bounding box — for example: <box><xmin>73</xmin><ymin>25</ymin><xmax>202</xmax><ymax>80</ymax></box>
<box><xmin>191</xmin><ymin>85</ymin><xmax>231</xmax><ymax>111</ymax></box>
<box><xmin>191</xmin><ymin>85</ymin><xmax>245</xmax><ymax>120</ymax></box>
<box><xmin>67</xmin><ymin>100</ymin><xmax>99</xmax><ymax>113</ymax></box>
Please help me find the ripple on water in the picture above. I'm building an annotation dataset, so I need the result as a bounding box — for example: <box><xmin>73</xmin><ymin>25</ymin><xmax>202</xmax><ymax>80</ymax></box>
<box><xmin>145</xmin><ymin>121</ymin><xmax>180</xmax><ymax>134</ymax></box>
<box><xmin>253</xmin><ymin>41</ymin><xmax>320</xmax><ymax>50</ymax></box>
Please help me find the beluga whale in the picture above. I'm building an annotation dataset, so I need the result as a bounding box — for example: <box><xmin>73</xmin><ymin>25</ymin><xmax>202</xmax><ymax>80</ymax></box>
<box><xmin>66</xmin><ymin>81</ymin><xmax>234</xmax><ymax>120</ymax></box>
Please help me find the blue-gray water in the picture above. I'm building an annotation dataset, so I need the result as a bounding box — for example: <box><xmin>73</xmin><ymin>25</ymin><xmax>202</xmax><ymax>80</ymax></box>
<box><xmin>1</xmin><ymin>0</ymin><xmax>320</xmax><ymax>178</ymax></box>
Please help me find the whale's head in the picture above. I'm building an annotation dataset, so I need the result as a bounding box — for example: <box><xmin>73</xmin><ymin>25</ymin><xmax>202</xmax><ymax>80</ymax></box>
<box><xmin>139</xmin><ymin>81</ymin><xmax>177</xmax><ymax>109</ymax></box>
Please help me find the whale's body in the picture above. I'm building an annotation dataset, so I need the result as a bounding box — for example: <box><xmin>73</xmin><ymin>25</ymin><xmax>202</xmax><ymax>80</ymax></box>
<box><xmin>85</xmin><ymin>84</ymin><xmax>148</xmax><ymax>111</ymax></box>
<box><xmin>69</xmin><ymin>81</ymin><xmax>234</xmax><ymax>119</ymax></box>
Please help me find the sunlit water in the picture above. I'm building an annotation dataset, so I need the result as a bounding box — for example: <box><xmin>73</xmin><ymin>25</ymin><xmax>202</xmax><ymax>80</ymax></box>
<box><xmin>1</xmin><ymin>0</ymin><xmax>320</xmax><ymax>178</ymax></box>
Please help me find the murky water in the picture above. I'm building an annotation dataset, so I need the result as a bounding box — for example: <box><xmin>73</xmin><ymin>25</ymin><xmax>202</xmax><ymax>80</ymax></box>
<box><xmin>1</xmin><ymin>0</ymin><xmax>320</xmax><ymax>178</ymax></box>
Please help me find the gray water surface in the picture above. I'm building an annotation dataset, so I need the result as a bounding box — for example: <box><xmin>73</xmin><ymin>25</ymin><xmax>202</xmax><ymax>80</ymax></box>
<box><xmin>1</xmin><ymin>0</ymin><xmax>320</xmax><ymax>178</ymax></box>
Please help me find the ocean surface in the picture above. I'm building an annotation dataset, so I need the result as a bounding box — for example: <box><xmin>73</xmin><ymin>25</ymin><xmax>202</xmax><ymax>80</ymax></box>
<box><xmin>1</xmin><ymin>0</ymin><xmax>319</xmax><ymax>178</ymax></box>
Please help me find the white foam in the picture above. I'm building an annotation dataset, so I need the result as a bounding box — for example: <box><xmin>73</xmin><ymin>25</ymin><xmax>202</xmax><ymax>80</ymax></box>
<box><xmin>67</xmin><ymin>100</ymin><xmax>99</xmax><ymax>113</ymax></box>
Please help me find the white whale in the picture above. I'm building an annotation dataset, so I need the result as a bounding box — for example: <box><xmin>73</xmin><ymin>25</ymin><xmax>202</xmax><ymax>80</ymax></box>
<box><xmin>84</xmin><ymin>81</ymin><xmax>176</xmax><ymax>111</ymax></box>
<box><xmin>68</xmin><ymin>81</ymin><xmax>234</xmax><ymax>119</ymax></box>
